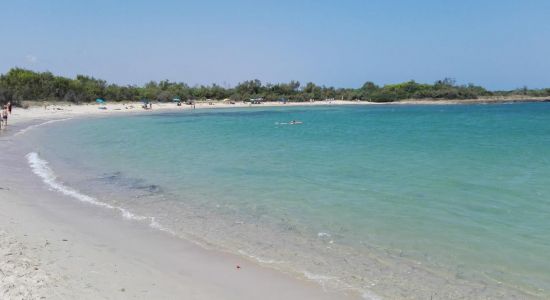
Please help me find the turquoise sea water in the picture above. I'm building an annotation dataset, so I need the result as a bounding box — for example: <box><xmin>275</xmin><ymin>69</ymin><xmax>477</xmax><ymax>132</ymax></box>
<box><xmin>26</xmin><ymin>103</ymin><xmax>550</xmax><ymax>298</ymax></box>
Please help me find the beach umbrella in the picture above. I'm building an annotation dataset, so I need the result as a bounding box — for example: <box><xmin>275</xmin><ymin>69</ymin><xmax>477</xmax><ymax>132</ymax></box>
<box><xmin>172</xmin><ymin>98</ymin><xmax>181</xmax><ymax>102</ymax></box>
<box><xmin>96</xmin><ymin>98</ymin><xmax>105</xmax><ymax>104</ymax></box>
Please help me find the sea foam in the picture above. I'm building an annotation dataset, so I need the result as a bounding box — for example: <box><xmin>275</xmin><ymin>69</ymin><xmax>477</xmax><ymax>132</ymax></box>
<box><xmin>26</xmin><ymin>152</ymin><xmax>175</xmax><ymax>234</ymax></box>
<box><xmin>14</xmin><ymin>118</ymin><xmax>73</xmax><ymax>137</ymax></box>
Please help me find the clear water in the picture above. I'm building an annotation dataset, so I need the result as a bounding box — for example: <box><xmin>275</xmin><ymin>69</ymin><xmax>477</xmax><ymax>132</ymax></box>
<box><xmin>26</xmin><ymin>103</ymin><xmax>550</xmax><ymax>298</ymax></box>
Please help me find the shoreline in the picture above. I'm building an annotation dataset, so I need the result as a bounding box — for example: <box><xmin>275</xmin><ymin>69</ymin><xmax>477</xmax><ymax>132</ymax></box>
<box><xmin>6</xmin><ymin>96</ymin><xmax>549</xmax><ymax>127</ymax></box>
<box><xmin>0</xmin><ymin>118</ymin><xmax>363</xmax><ymax>299</ymax></box>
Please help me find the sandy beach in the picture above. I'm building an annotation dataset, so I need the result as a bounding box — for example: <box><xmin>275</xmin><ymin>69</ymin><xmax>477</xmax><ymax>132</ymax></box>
<box><xmin>7</xmin><ymin>100</ymin><xmax>364</xmax><ymax>126</ymax></box>
<box><xmin>0</xmin><ymin>105</ymin><xmax>364</xmax><ymax>299</ymax></box>
<box><xmin>6</xmin><ymin>96</ymin><xmax>549</xmax><ymax>127</ymax></box>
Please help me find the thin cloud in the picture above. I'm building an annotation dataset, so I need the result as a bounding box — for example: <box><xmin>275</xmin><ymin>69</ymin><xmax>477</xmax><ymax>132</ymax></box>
<box><xmin>25</xmin><ymin>54</ymin><xmax>38</xmax><ymax>64</ymax></box>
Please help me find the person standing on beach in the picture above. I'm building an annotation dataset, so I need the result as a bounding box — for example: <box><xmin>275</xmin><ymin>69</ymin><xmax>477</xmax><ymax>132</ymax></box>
<box><xmin>0</xmin><ymin>108</ymin><xmax>4</xmax><ymax>129</ymax></box>
<box><xmin>2</xmin><ymin>106</ymin><xmax>7</xmax><ymax>127</ymax></box>
<box><xmin>7</xmin><ymin>101</ymin><xmax>12</xmax><ymax>114</ymax></box>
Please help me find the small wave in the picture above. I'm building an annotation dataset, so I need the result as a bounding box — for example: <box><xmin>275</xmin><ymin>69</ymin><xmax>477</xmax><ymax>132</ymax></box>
<box><xmin>303</xmin><ymin>271</ymin><xmax>382</xmax><ymax>300</ymax></box>
<box><xmin>238</xmin><ymin>251</ymin><xmax>380</xmax><ymax>298</ymax></box>
<box><xmin>26</xmin><ymin>152</ymin><xmax>174</xmax><ymax>234</ymax></box>
<box><xmin>14</xmin><ymin>118</ymin><xmax>73</xmax><ymax>137</ymax></box>
<box><xmin>237</xmin><ymin>250</ymin><xmax>285</xmax><ymax>265</ymax></box>
<box><xmin>317</xmin><ymin>232</ymin><xmax>331</xmax><ymax>238</ymax></box>
<box><xmin>303</xmin><ymin>270</ymin><xmax>337</xmax><ymax>286</ymax></box>
<box><xmin>361</xmin><ymin>291</ymin><xmax>383</xmax><ymax>300</ymax></box>
<box><xmin>149</xmin><ymin>217</ymin><xmax>176</xmax><ymax>234</ymax></box>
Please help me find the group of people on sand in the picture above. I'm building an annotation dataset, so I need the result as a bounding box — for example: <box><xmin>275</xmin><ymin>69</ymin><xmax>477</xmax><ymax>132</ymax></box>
<box><xmin>0</xmin><ymin>102</ymin><xmax>11</xmax><ymax>129</ymax></box>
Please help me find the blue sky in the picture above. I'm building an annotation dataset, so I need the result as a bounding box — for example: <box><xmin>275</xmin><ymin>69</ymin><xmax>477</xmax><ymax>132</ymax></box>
<box><xmin>1</xmin><ymin>0</ymin><xmax>549</xmax><ymax>90</ymax></box>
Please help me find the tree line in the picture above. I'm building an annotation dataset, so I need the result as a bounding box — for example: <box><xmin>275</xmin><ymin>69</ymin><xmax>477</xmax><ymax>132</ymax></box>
<box><xmin>1</xmin><ymin>68</ymin><xmax>549</xmax><ymax>106</ymax></box>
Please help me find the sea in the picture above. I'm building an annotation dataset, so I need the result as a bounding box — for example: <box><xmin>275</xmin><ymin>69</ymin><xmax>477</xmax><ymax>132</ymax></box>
<box><xmin>20</xmin><ymin>103</ymin><xmax>550</xmax><ymax>299</ymax></box>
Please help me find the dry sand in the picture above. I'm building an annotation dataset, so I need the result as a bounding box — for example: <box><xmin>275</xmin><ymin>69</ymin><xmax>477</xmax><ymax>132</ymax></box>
<box><xmin>9</xmin><ymin>95</ymin><xmax>548</xmax><ymax>126</ymax></box>
<box><xmin>8</xmin><ymin>100</ymin><xmax>365</xmax><ymax>126</ymax></box>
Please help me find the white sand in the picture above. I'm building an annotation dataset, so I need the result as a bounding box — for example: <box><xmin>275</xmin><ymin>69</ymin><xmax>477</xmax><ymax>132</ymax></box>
<box><xmin>6</xmin><ymin>100</ymin><xmax>367</xmax><ymax>127</ymax></box>
<box><xmin>0</xmin><ymin>106</ymin><xmax>362</xmax><ymax>299</ymax></box>
<box><xmin>7</xmin><ymin>96</ymin><xmax>548</xmax><ymax>127</ymax></box>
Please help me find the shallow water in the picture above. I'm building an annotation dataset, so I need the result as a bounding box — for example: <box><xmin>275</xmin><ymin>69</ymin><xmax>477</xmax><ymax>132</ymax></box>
<box><xmin>24</xmin><ymin>103</ymin><xmax>550</xmax><ymax>298</ymax></box>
